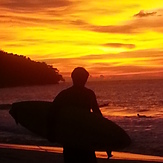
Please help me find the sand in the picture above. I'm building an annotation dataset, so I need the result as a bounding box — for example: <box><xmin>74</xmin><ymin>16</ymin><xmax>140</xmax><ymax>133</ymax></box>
<box><xmin>0</xmin><ymin>144</ymin><xmax>163</xmax><ymax>163</ymax></box>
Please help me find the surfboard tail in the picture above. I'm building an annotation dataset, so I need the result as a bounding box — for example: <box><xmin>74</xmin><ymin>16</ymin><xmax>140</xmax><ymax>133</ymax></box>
<box><xmin>9</xmin><ymin>104</ymin><xmax>19</xmax><ymax>124</ymax></box>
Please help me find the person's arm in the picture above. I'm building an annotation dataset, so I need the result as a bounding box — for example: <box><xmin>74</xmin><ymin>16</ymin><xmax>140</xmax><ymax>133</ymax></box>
<box><xmin>91</xmin><ymin>91</ymin><xmax>103</xmax><ymax>116</ymax></box>
<box><xmin>91</xmin><ymin>91</ymin><xmax>112</xmax><ymax>157</ymax></box>
<box><xmin>46</xmin><ymin>92</ymin><xmax>63</xmax><ymax>142</ymax></box>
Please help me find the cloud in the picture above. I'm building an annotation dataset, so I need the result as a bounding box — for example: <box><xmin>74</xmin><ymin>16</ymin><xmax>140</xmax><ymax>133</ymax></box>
<box><xmin>75</xmin><ymin>8</ymin><xmax>163</xmax><ymax>34</ymax></box>
<box><xmin>70</xmin><ymin>8</ymin><xmax>163</xmax><ymax>34</ymax></box>
<box><xmin>71</xmin><ymin>20</ymin><xmax>140</xmax><ymax>34</ymax></box>
<box><xmin>102</xmin><ymin>43</ymin><xmax>135</xmax><ymax>49</ymax></box>
<box><xmin>88</xmin><ymin>12</ymin><xmax>163</xmax><ymax>34</ymax></box>
<box><xmin>88</xmin><ymin>24</ymin><xmax>136</xmax><ymax>34</ymax></box>
<box><xmin>0</xmin><ymin>0</ymin><xmax>75</xmax><ymax>27</ymax></box>
<box><xmin>0</xmin><ymin>33</ymin><xmax>15</xmax><ymax>41</ymax></box>
<box><xmin>0</xmin><ymin>0</ymin><xmax>72</xmax><ymax>11</ymax></box>
<box><xmin>38</xmin><ymin>48</ymin><xmax>163</xmax><ymax>79</ymax></box>
<box><xmin>1</xmin><ymin>1</ymin><xmax>163</xmax><ymax>34</ymax></box>
<box><xmin>134</xmin><ymin>10</ymin><xmax>157</xmax><ymax>17</ymax></box>
<box><xmin>4</xmin><ymin>43</ymin><xmax>26</xmax><ymax>47</ymax></box>
<box><xmin>79</xmin><ymin>49</ymin><xmax>163</xmax><ymax>61</ymax></box>
<box><xmin>70</xmin><ymin>19</ymin><xmax>88</xmax><ymax>26</ymax></box>
<box><xmin>0</xmin><ymin>11</ymin><xmax>67</xmax><ymax>27</ymax></box>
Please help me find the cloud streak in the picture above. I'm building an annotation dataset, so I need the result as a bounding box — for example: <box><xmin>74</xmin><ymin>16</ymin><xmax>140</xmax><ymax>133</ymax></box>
<box><xmin>0</xmin><ymin>0</ymin><xmax>72</xmax><ymax>11</ymax></box>
<box><xmin>102</xmin><ymin>43</ymin><xmax>135</xmax><ymax>49</ymax></box>
<box><xmin>134</xmin><ymin>10</ymin><xmax>157</xmax><ymax>17</ymax></box>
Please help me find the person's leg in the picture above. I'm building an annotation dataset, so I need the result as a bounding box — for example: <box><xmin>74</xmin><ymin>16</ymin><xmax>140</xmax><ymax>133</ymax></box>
<box><xmin>63</xmin><ymin>147</ymin><xmax>76</xmax><ymax>163</ymax></box>
<box><xmin>78</xmin><ymin>149</ymin><xmax>97</xmax><ymax>163</ymax></box>
<box><xmin>106</xmin><ymin>150</ymin><xmax>113</xmax><ymax>159</ymax></box>
<box><xmin>63</xmin><ymin>147</ymin><xmax>97</xmax><ymax>163</ymax></box>
<box><xmin>88</xmin><ymin>150</ymin><xmax>97</xmax><ymax>163</ymax></box>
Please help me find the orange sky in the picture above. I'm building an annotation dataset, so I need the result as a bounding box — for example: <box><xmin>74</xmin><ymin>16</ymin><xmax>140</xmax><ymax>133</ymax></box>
<box><xmin>0</xmin><ymin>0</ymin><xmax>163</xmax><ymax>79</ymax></box>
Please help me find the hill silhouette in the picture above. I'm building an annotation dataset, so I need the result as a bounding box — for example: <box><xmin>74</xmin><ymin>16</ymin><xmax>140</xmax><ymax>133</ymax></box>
<box><xmin>0</xmin><ymin>50</ymin><xmax>65</xmax><ymax>88</ymax></box>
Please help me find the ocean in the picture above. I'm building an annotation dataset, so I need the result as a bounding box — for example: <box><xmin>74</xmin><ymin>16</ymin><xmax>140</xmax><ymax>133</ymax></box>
<box><xmin>0</xmin><ymin>79</ymin><xmax>163</xmax><ymax>156</ymax></box>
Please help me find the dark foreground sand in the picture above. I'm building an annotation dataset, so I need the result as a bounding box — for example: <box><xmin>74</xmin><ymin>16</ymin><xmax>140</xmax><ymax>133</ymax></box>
<box><xmin>0</xmin><ymin>144</ymin><xmax>163</xmax><ymax>163</ymax></box>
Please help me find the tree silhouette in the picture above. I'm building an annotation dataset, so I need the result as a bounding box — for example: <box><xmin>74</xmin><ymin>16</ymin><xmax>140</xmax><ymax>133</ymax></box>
<box><xmin>0</xmin><ymin>50</ymin><xmax>65</xmax><ymax>87</ymax></box>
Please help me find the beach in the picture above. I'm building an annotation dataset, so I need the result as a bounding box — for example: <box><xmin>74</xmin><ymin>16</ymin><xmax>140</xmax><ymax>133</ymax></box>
<box><xmin>0</xmin><ymin>104</ymin><xmax>163</xmax><ymax>163</ymax></box>
<box><xmin>0</xmin><ymin>104</ymin><xmax>163</xmax><ymax>156</ymax></box>
<box><xmin>0</xmin><ymin>80</ymin><xmax>163</xmax><ymax>162</ymax></box>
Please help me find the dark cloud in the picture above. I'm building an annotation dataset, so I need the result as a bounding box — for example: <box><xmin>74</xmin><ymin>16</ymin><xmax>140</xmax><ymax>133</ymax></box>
<box><xmin>102</xmin><ymin>43</ymin><xmax>135</xmax><ymax>49</ymax></box>
<box><xmin>134</xmin><ymin>10</ymin><xmax>157</xmax><ymax>17</ymax></box>
<box><xmin>70</xmin><ymin>19</ymin><xmax>88</xmax><ymax>26</ymax></box>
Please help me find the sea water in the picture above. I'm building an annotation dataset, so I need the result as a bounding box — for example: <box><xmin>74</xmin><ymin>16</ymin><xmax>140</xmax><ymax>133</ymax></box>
<box><xmin>0</xmin><ymin>79</ymin><xmax>163</xmax><ymax>156</ymax></box>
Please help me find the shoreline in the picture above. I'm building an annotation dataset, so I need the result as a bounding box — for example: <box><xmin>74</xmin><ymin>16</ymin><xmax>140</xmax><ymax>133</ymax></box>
<box><xmin>0</xmin><ymin>143</ymin><xmax>163</xmax><ymax>163</ymax></box>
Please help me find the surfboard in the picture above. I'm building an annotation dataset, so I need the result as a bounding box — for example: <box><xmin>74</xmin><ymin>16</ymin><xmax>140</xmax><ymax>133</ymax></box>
<box><xmin>9</xmin><ymin>101</ymin><xmax>131</xmax><ymax>151</ymax></box>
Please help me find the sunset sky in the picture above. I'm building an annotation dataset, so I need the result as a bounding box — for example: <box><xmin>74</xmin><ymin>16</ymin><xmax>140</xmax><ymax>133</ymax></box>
<box><xmin>1</xmin><ymin>0</ymin><xmax>163</xmax><ymax>79</ymax></box>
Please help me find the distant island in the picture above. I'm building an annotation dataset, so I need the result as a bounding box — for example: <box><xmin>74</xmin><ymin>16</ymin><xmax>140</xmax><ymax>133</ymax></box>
<box><xmin>0</xmin><ymin>50</ymin><xmax>65</xmax><ymax>88</ymax></box>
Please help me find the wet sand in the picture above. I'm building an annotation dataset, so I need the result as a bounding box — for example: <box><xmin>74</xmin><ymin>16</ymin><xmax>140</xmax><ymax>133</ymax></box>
<box><xmin>0</xmin><ymin>144</ymin><xmax>163</xmax><ymax>163</ymax></box>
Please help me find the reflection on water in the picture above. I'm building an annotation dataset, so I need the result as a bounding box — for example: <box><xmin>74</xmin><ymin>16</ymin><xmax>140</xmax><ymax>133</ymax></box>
<box><xmin>0</xmin><ymin>80</ymin><xmax>163</xmax><ymax>117</ymax></box>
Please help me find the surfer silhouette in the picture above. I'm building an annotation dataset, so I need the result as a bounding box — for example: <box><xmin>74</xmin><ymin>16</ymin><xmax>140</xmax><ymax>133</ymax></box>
<box><xmin>49</xmin><ymin>67</ymin><xmax>111</xmax><ymax>163</ymax></box>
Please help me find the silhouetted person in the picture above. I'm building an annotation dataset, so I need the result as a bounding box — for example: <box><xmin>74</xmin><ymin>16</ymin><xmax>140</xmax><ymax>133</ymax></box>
<box><xmin>48</xmin><ymin>67</ymin><xmax>111</xmax><ymax>162</ymax></box>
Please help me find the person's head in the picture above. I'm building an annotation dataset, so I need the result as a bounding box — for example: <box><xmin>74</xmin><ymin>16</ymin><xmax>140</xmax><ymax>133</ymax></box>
<box><xmin>71</xmin><ymin>67</ymin><xmax>89</xmax><ymax>87</ymax></box>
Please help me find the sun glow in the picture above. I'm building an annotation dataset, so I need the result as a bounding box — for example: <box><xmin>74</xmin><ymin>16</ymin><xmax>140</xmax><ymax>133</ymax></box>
<box><xmin>0</xmin><ymin>0</ymin><xmax>163</xmax><ymax>79</ymax></box>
